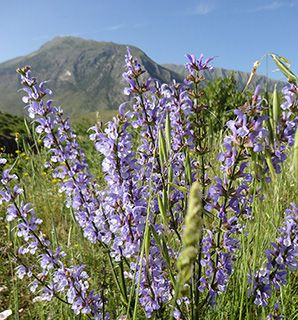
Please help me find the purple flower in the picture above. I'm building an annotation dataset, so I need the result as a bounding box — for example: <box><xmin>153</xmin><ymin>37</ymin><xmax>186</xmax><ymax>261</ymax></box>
<box><xmin>185</xmin><ymin>54</ymin><xmax>214</xmax><ymax>75</ymax></box>
<box><xmin>250</xmin><ymin>203</ymin><xmax>298</xmax><ymax>307</ymax></box>
<box><xmin>9</xmin><ymin>49</ymin><xmax>296</xmax><ymax>319</ymax></box>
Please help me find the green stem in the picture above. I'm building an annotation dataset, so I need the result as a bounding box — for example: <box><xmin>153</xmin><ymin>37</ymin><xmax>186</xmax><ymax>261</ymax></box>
<box><xmin>107</xmin><ymin>253</ymin><xmax>129</xmax><ymax>306</ymax></box>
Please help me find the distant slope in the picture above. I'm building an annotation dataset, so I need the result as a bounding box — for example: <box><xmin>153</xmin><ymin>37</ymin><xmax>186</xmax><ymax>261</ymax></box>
<box><xmin>162</xmin><ymin>64</ymin><xmax>285</xmax><ymax>91</ymax></box>
<box><xmin>0</xmin><ymin>37</ymin><xmax>183</xmax><ymax>116</ymax></box>
<box><xmin>0</xmin><ymin>36</ymin><xmax>285</xmax><ymax>117</ymax></box>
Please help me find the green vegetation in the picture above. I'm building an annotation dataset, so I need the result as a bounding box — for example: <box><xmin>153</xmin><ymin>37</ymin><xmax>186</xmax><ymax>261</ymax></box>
<box><xmin>0</xmin><ymin>119</ymin><xmax>296</xmax><ymax>319</ymax></box>
<box><xmin>0</xmin><ymin>112</ymin><xmax>26</xmax><ymax>138</ymax></box>
<box><xmin>0</xmin><ymin>58</ymin><xmax>297</xmax><ymax>319</ymax></box>
<box><xmin>201</xmin><ymin>74</ymin><xmax>249</xmax><ymax>132</ymax></box>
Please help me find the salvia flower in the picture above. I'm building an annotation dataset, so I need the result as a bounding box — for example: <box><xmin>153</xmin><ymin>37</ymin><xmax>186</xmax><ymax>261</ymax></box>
<box><xmin>18</xmin><ymin>66</ymin><xmax>111</xmax><ymax>246</ymax></box>
<box><xmin>185</xmin><ymin>54</ymin><xmax>214</xmax><ymax>75</ymax></box>
<box><xmin>249</xmin><ymin>203</ymin><xmax>298</xmax><ymax>307</ymax></box>
<box><xmin>198</xmin><ymin>88</ymin><xmax>272</xmax><ymax>301</ymax></box>
<box><xmin>0</xmin><ymin>163</ymin><xmax>105</xmax><ymax>319</ymax></box>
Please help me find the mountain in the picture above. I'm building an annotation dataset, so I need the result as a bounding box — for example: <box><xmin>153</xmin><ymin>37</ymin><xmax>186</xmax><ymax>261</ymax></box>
<box><xmin>162</xmin><ymin>64</ymin><xmax>285</xmax><ymax>91</ymax></box>
<box><xmin>0</xmin><ymin>36</ymin><xmax>285</xmax><ymax>117</ymax></box>
<box><xmin>0</xmin><ymin>37</ymin><xmax>183</xmax><ymax>117</ymax></box>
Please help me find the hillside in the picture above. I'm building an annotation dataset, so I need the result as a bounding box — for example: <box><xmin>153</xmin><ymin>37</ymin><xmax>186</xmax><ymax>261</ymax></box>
<box><xmin>0</xmin><ymin>36</ymin><xmax>285</xmax><ymax>117</ymax></box>
<box><xmin>163</xmin><ymin>64</ymin><xmax>285</xmax><ymax>91</ymax></box>
<box><xmin>0</xmin><ymin>37</ymin><xmax>183</xmax><ymax>116</ymax></box>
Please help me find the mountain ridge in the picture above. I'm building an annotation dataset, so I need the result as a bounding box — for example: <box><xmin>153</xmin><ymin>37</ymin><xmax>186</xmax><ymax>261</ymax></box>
<box><xmin>0</xmin><ymin>36</ymin><xmax>285</xmax><ymax>117</ymax></box>
<box><xmin>162</xmin><ymin>63</ymin><xmax>285</xmax><ymax>91</ymax></box>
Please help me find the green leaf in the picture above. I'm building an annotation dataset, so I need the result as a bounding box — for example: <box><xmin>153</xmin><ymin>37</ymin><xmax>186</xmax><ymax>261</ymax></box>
<box><xmin>272</xmin><ymin>84</ymin><xmax>280</xmax><ymax>126</ymax></box>
<box><xmin>278</xmin><ymin>55</ymin><xmax>291</xmax><ymax>65</ymax></box>
<box><xmin>162</xmin><ymin>188</ymin><xmax>168</xmax><ymax>212</ymax></box>
<box><xmin>150</xmin><ymin>225</ymin><xmax>161</xmax><ymax>247</ymax></box>
<box><xmin>265</xmin><ymin>152</ymin><xmax>276</xmax><ymax>182</ymax></box>
<box><xmin>144</xmin><ymin>227</ymin><xmax>150</xmax><ymax>261</ymax></box>
<box><xmin>158</xmin><ymin>194</ymin><xmax>168</xmax><ymax>226</ymax></box>
<box><xmin>168</xmin><ymin>182</ymin><xmax>189</xmax><ymax>193</ymax></box>
<box><xmin>267</xmin><ymin>111</ymin><xmax>275</xmax><ymax>146</ymax></box>
<box><xmin>161</xmin><ymin>236</ymin><xmax>172</xmax><ymax>266</ymax></box>
<box><xmin>165</xmin><ymin>112</ymin><xmax>171</xmax><ymax>153</ymax></box>
<box><xmin>184</xmin><ymin>150</ymin><xmax>192</xmax><ymax>184</ymax></box>
<box><xmin>168</xmin><ymin>164</ymin><xmax>173</xmax><ymax>184</ymax></box>
<box><xmin>158</xmin><ymin>129</ymin><xmax>168</xmax><ymax>165</ymax></box>
<box><xmin>271</xmin><ymin>54</ymin><xmax>297</xmax><ymax>84</ymax></box>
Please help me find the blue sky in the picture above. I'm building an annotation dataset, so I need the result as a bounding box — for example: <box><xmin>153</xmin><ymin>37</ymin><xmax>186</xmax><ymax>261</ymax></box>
<box><xmin>1</xmin><ymin>0</ymin><xmax>297</xmax><ymax>80</ymax></box>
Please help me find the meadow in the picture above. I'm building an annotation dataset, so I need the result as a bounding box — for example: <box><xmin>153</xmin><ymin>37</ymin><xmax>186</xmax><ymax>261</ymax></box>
<box><xmin>0</xmin><ymin>51</ymin><xmax>297</xmax><ymax>320</ymax></box>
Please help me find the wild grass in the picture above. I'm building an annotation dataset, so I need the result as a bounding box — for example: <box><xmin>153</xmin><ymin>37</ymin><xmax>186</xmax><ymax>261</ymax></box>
<box><xmin>0</xmin><ymin>122</ymin><xmax>297</xmax><ymax>319</ymax></box>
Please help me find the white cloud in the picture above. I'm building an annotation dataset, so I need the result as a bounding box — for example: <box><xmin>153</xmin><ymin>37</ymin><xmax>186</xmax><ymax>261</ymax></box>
<box><xmin>105</xmin><ymin>24</ymin><xmax>125</xmax><ymax>31</ymax></box>
<box><xmin>194</xmin><ymin>2</ymin><xmax>215</xmax><ymax>15</ymax></box>
<box><xmin>251</xmin><ymin>0</ymin><xmax>294</xmax><ymax>12</ymax></box>
<box><xmin>255</xmin><ymin>1</ymin><xmax>282</xmax><ymax>11</ymax></box>
<box><xmin>103</xmin><ymin>23</ymin><xmax>147</xmax><ymax>31</ymax></box>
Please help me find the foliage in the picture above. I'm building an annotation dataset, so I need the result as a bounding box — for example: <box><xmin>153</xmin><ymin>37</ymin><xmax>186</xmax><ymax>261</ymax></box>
<box><xmin>201</xmin><ymin>74</ymin><xmax>248</xmax><ymax>132</ymax></box>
